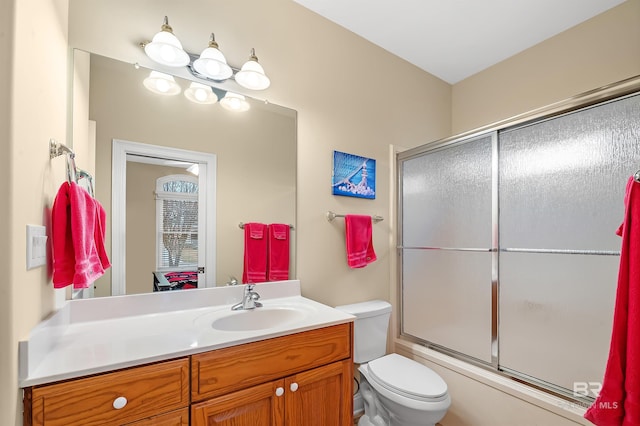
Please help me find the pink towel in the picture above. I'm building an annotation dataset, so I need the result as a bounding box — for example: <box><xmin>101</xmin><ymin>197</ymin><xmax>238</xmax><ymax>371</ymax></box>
<box><xmin>94</xmin><ymin>201</ymin><xmax>111</xmax><ymax>271</ymax></box>
<box><xmin>344</xmin><ymin>215</ymin><xmax>377</xmax><ymax>268</ymax></box>
<box><xmin>52</xmin><ymin>182</ymin><xmax>74</xmax><ymax>288</ymax></box>
<box><xmin>51</xmin><ymin>182</ymin><xmax>110</xmax><ymax>289</ymax></box>
<box><xmin>585</xmin><ymin>177</ymin><xmax>640</xmax><ymax>425</ymax></box>
<box><xmin>267</xmin><ymin>224</ymin><xmax>290</xmax><ymax>281</ymax></box>
<box><xmin>242</xmin><ymin>222</ymin><xmax>268</xmax><ymax>283</ymax></box>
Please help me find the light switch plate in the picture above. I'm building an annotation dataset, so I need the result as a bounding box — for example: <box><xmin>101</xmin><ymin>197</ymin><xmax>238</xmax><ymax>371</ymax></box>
<box><xmin>26</xmin><ymin>225</ymin><xmax>48</xmax><ymax>270</ymax></box>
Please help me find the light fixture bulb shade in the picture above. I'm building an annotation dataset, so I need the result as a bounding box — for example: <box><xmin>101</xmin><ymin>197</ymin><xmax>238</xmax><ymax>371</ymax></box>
<box><xmin>220</xmin><ymin>92</ymin><xmax>250</xmax><ymax>112</ymax></box>
<box><xmin>184</xmin><ymin>82</ymin><xmax>219</xmax><ymax>104</ymax></box>
<box><xmin>235</xmin><ymin>58</ymin><xmax>270</xmax><ymax>90</ymax></box>
<box><xmin>144</xmin><ymin>22</ymin><xmax>190</xmax><ymax>67</ymax></box>
<box><xmin>143</xmin><ymin>71</ymin><xmax>181</xmax><ymax>95</ymax></box>
<box><xmin>193</xmin><ymin>47</ymin><xmax>233</xmax><ymax>80</ymax></box>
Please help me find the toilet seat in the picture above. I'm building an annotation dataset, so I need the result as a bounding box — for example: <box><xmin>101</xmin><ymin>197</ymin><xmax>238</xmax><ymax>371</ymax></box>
<box><xmin>367</xmin><ymin>354</ymin><xmax>448</xmax><ymax>402</ymax></box>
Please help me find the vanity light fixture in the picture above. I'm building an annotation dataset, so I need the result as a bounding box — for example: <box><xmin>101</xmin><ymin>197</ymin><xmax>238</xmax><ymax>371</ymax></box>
<box><xmin>220</xmin><ymin>92</ymin><xmax>250</xmax><ymax>112</ymax></box>
<box><xmin>143</xmin><ymin>71</ymin><xmax>181</xmax><ymax>95</ymax></box>
<box><xmin>143</xmin><ymin>17</ymin><xmax>271</xmax><ymax>91</ymax></box>
<box><xmin>184</xmin><ymin>82</ymin><xmax>219</xmax><ymax>104</ymax></box>
<box><xmin>192</xmin><ymin>34</ymin><xmax>233</xmax><ymax>81</ymax></box>
<box><xmin>235</xmin><ymin>49</ymin><xmax>271</xmax><ymax>91</ymax></box>
<box><xmin>140</xmin><ymin>67</ymin><xmax>249</xmax><ymax>112</ymax></box>
<box><xmin>144</xmin><ymin>16</ymin><xmax>190</xmax><ymax>67</ymax></box>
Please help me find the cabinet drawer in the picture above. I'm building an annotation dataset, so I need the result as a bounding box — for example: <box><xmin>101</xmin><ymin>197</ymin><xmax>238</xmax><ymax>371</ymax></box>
<box><xmin>28</xmin><ymin>358</ymin><xmax>190</xmax><ymax>426</ymax></box>
<box><xmin>192</xmin><ymin>323</ymin><xmax>352</xmax><ymax>401</ymax></box>
<box><xmin>124</xmin><ymin>408</ymin><xmax>189</xmax><ymax>426</ymax></box>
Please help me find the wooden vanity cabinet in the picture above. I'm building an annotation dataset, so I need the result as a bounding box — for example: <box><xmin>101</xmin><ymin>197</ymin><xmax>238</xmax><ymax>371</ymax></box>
<box><xmin>191</xmin><ymin>323</ymin><xmax>353</xmax><ymax>426</ymax></box>
<box><xmin>23</xmin><ymin>323</ymin><xmax>353</xmax><ymax>426</ymax></box>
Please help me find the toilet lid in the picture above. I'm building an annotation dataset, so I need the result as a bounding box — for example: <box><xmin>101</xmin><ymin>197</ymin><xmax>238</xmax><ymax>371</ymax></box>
<box><xmin>368</xmin><ymin>354</ymin><xmax>448</xmax><ymax>400</ymax></box>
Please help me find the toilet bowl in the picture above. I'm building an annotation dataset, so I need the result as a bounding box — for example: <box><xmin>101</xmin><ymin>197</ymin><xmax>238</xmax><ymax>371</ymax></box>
<box><xmin>358</xmin><ymin>354</ymin><xmax>450</xmax><ymax>426</ymax></box>
<box><xmin>335</xmin><ymin>301</ymin><xmax>450</xmax><ymax>426</ymax></box>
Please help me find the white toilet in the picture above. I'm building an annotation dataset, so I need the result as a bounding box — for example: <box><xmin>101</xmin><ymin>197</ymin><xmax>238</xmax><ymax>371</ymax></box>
<box><xmin>336</xmin><ymin>300</ymin><xmax>451</xmax><ymax>426</ymax></box>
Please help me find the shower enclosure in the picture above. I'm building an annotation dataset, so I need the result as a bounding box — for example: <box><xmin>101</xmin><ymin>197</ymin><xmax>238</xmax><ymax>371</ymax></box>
<box><xmin>397</xmin><ymin>83</ymin><xmax>640</xmax><ymax>400</ymax></box>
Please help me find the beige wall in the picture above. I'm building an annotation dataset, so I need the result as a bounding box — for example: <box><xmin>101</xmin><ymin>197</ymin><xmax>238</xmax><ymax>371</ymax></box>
<box><xmin>5</xmin><ymin>0</ymin><xmax>69</xmax><ymax>425</ymax></box>
<box><xmin>1</xmin><ymin>0</ymin><xmax>15</xmax><ymax>422</ymax></box>
<box><xmin>452</xmin><ymin>0</ymin><xmax>640</xmax><ymax>134</ymax></box>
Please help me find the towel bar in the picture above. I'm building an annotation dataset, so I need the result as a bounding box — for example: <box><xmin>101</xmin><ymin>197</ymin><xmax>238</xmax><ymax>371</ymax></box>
<box><xmin>326</xmin><ymin>211</ymin><xmax>383</xmax><ymax>223</ymax></box>
<box><xmin>238</xmin><ymin>222</ymin><xmax>295</xmax><ymax>230</ymax></box>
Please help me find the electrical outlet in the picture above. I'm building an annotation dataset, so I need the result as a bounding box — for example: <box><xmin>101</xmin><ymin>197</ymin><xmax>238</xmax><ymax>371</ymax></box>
<box><xmin>27</xmin><ymin>225</ymin><xmax>48</xmax><ymax>270</ymax></box>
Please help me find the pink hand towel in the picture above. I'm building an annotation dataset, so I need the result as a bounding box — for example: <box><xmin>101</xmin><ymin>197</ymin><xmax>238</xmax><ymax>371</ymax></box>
<box><xmin>52</xmin><ymin>182</ymin><xmax>75</xmax><ymax>288</ymax></box>
<box><xmin>242</xmin><ymin>222</ymin><xmax>268</xmax><ymax>283</ymax></box>
<box><xmin>585</xmin><ymin>177</ymin><xmax>640</xmax><ymax>425</ymax></box>
<box><xmin>267</xmin><ymin>224</ymin><xmax>290</xmax><ymax>281</ymax></box>
<box><xmin>69</xmin><ymin>182</ymin><xmax>106</xmax><ymax>288</ymax></box>
<box><xmin>94</xmin><ymin>198</ymin><xmax>111</xmax><ymax>271</ymax></box>
<box><xmin>344</xmin><ymin>215</ymin><xmax>377</xmax><ymax>268</ymax></box>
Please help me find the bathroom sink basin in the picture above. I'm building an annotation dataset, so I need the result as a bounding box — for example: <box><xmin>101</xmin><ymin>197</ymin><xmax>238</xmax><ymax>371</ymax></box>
<box><xmin>211</xmin><ymin>307</ymin><xmax>305</xmax><ymax>331</ymax></box>
<box><xmin>195</xmin><ymin>305</ymin><xmax>313</xmax><ymax>332</ymax></box>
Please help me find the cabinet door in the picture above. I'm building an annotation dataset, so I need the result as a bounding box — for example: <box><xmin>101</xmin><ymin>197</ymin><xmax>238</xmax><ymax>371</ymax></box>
<box><xmin>284</xmin><ymin>360</ymin><xmax>352</xmax><ymax>426</ymax></box>
<box><xmin>191</xmin><ymin>379</ymin><xmax>285</xmax><ymax>426</ymax></box>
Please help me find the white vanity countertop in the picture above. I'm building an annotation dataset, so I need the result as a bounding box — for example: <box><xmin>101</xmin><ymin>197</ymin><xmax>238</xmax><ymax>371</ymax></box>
<box><xmin>18</xmin><ymin>280</ymin><xmax>354</xmax><ymax>387</ymax></box>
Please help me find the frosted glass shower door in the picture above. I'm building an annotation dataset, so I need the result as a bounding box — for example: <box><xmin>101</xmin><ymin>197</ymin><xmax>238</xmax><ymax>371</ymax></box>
<box><xmin>498</xmin><ymin>94</ymin><xmax>640</xmax><ymax>393</ymax></box>
<box><xmin>401</xmin><ymin>135</ymin><xmax>494</xmax><ymax>363</ymax></box>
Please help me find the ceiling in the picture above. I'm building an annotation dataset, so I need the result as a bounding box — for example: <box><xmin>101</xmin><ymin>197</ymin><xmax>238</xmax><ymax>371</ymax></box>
<box><xmin>293</xmin><ymin>0</ymin><xmax>626</xmax><ymax>84</ymax></box>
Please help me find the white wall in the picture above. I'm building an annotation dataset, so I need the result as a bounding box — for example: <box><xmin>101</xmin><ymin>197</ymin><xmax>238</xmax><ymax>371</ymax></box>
<box><xmin>452</xmin><ymin>0</ymin><xmax>640</xmax><ymax>134</ymax></box>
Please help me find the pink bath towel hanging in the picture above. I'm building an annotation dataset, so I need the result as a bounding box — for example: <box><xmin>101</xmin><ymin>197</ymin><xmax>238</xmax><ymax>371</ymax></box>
<box><xmin>585</xmin><ymin>176</ymin><xmax>640</xmax><ymax>425</ymax></box>
<box><xmin>267</xmin><ymin>224</ymin><xmax>290</xmax><ymax>281</ymax></box>
<box><xmin>242</xmin><ymin>222</ymin><xmax>268</xmax><ymax>283</ymax></box>
<box><xmin>51</xmin><ymin>182</ymin><xmax>110</xmax><ymax>289</ymax></box>
<box><xmin>344</xmin><ymin>214</ymin><xmax>377</xmax><ymax>268</ymax></box>
<box><xmin>51</xmin><ymin>182</ymin><xmax>75</xmax><ymax>288</ymax></box>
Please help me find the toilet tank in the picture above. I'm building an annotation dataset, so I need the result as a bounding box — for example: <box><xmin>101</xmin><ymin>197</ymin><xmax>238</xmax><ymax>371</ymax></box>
<box><xmin>335</xmin><ymin>300</ymin><xmax>392</xmax><ymax>364</ymax></box>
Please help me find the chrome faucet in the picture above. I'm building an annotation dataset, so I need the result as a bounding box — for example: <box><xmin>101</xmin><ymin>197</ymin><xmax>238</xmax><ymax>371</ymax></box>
<box><xmin>231</xmin><ymin>284</ymin><xmax>263</xmax><ymax>310</ymax></box>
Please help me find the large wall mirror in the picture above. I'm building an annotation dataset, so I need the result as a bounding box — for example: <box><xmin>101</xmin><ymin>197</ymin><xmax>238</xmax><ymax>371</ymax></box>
<box><xmin>72</xmin><ymin>50</ymin><xmax>297</xmax><ymax>297</ymax></box>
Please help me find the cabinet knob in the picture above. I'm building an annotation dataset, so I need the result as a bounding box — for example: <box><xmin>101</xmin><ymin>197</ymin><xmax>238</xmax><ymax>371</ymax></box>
<box><xmin>275</xmin><ymin>387</ymin><xmax>284</xmax><ymax>397</ymax></box>
<box><xmin>290</xmin><ymin>382</ymin><xmax>299</xmax><ymax>392</ymax></box>
<box><xmin>113</xmin><ymin>396</ymin><xmax>128</xmax><ymax>409</ymax></box>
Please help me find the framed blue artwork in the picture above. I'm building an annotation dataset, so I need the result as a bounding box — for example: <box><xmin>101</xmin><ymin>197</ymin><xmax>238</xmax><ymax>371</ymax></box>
<box><xmin>332</xmin><ymin>150</ymin><xmax>376</xmax><ymax>199</ymax></box>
